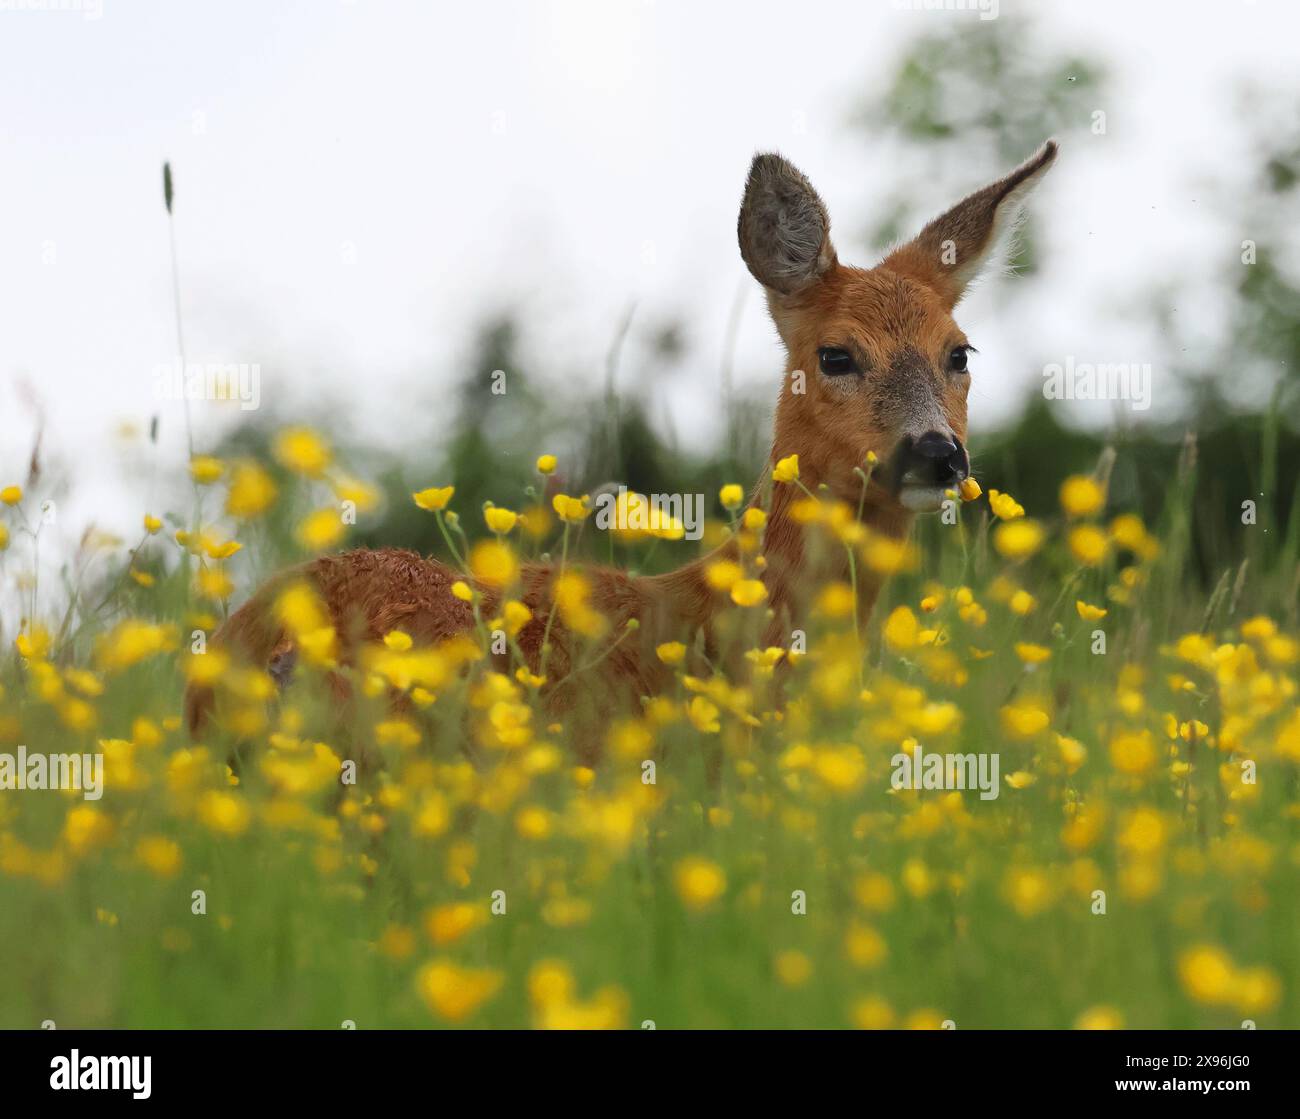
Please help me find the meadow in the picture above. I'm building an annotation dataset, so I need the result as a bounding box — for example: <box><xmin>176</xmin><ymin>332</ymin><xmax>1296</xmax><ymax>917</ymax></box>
<box><xmin>0</xmin><ymin>426</ymin><xmax>1296</xmax><ymax>1030</ymax></box>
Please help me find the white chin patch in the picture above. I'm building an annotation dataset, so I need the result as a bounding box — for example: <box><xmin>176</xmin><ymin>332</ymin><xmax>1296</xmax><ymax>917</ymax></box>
<box><xmin>898</xmin><ymin>485</ymin><xmax>948</xmax><ymax>513</ymax></box>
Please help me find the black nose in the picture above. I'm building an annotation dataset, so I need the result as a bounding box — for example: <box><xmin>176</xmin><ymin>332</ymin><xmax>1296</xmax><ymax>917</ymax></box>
<box><xmin>899</xmin><ymin>432</ymin><xmax>967</xmax><ymax>487</ymax></box>
<box><xmin>914</xmin><ymin>432</ymin><xmax>959</xmax><ymax>462</ymax></box>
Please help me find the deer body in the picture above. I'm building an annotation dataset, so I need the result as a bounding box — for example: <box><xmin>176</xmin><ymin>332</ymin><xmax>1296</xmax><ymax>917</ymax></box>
<box><xmin>186</xmin><ymin>142</ymin><xmax>1057</xmax><ymax>738</ymax></box>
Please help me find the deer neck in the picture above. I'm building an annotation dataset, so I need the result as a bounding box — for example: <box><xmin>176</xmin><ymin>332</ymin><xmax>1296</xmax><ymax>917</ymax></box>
<box><xmin>647</xmin><ymin>452</ymin><xmax>912</xmax><ymax>646</ymax></box>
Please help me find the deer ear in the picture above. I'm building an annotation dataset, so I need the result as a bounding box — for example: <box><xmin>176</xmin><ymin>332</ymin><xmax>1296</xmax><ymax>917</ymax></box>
<box><xmin>882</xmin><ymin>140</ymin><xmax>1058</xmax><ymax>308</ymax></box>
<box><xmin>738</xmin><ymin>153</ymin><xmax>837</xmax><ymax>296</ymax></box>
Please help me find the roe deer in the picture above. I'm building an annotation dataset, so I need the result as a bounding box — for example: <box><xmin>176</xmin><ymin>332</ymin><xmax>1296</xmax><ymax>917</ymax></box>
<box><xmin>185</xmin><ymin>141</ymin><xmax>1058</xmax><ymax>745</ymax></box>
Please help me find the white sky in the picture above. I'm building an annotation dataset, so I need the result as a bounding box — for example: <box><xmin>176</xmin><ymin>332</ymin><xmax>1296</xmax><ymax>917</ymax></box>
<box><xmin>0</xmin><ymin>0</ymin><xmax>1296</xmax><ymax>565</ymax></box>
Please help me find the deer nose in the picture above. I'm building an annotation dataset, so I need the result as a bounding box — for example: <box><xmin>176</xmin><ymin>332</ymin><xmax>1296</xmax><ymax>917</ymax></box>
<box><xmin>914</xmin><ymin>432</ymin><xmax>959</xmax><ymax>462</ymax></box>
<box><xmin>898</xmin><ymin>432</ymin><xmax>968</xmax><ymax>487</ymax></box>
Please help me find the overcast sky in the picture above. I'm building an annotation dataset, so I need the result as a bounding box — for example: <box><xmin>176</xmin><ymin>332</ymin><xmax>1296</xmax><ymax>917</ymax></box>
<box><xmin>1</xmin><ymin>0</ymin><xmax>1296</xmax><ymax>565</ymax></box>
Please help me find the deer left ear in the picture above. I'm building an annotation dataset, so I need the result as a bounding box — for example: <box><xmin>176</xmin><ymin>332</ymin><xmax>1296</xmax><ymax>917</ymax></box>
<box><xmin>738</xmin><ymin>152</ymin><xmax>837</xmax><ymax>297</ymax></box>
<box><xmin>882</xmin><ymin>140</ymin><xmax>1058</xmax><ymax>309</ymax></box>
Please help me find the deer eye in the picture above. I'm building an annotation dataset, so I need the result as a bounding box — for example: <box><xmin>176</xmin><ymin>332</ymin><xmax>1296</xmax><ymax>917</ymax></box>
<box><xmin>818</xmin><ymin>347</ymin><xmax>857</xmax><ymax>376</ymax></box>
<box><xmin>948</xmin><ymin>346</ymin><xmax>971</xmax><ymax>373</ymax></box>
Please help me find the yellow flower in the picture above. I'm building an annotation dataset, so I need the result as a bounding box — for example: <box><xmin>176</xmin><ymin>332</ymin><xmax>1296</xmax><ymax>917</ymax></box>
<box><xmin>1109</xmin><ymin>513</ymin><xmax>1149</xmax><ymax>551</ymax></box>
<box><xmin>1076</xmin><ymin>600</ymin><xmax>1108</xmax><ymax>621</ymax></box>
<box><xmin>412</xmin><ymin>486</ymin><xmax>455</xmax><ymax>512</ymax></box>
<box><xmin>656</xmin><ymin>642</ymin><xmax>687</xmax><ymax>666</ymax></box>
<box><xmin>851</xmin><ymin>996</ymin><xmax>895</xmax><ymax>1030</ymax></box>
<box><xmin>958</xmin><ymin>477</ymin><xmax>982</xmax><ymax>502</ymax></box>
<box><xmin>705</xmin><ymin>560</ymin><xmax>743</xmax><ymax>591</ymax></box>
<box><xmin>987</xmin><ymin>488</ymin><xmax>1024</xmax><ymax>520</ymax></box>
<box><xmin>1178</xmin><ymin>945</ymin><xmax>1236</xmax><ymax>1006</ymax></box>
<box><xmin>196</xmin><ymin>791</ymin><xmax>251</xmax><ymax>837</ymax></box>
<box><xmin>143</xmin><ymin>514</ymin><xmax>163</xmax><ymax>535</ymax></box>
<box><xmin>688</xmin><ymin>696</ymin><xmax>721</xmax><ymax>734</ymax></box>
<box><xmin>273</xmin><ymin>427</ymin><xmax>332</xmax><ymax>476</ymax></box>
<box><xmin>296</xmin><ymin>508</ymin><xmax>345</xmax><ymax>550</ymax></box>
<box><xmin>553</xmin><ymin>572</ymin><xmax>608</xmax><ymax>638</ymax></box>
<box><xmin>1059</xmin><ymin>475</ymin><xmax>1106</xmax><ymax>518</ymax></box>
<box><xmin>883</xmin><ymin>606</ymin><xmax>920</xmax><ymax>652</ymax></box>
<box><xmin>730</xmin><ymin>579</ymin><xmax>767</xmax><ymax>607</ymax></box>
<box><xmin>502</xmin><ymin>600</ymin><xmax>532</xmax><ymax>636</ymax></box>
<box><xmin>536</xmin><ymin>453</ymin><xmax>557</xmax><ymax>475</ymax></box>
<box><xmin>1003</xmin><ymin>865</ymin><xmax>1054</xmax><ymax>917</ymax></box>
<box><xmin>189</xmin><ymin>455</ymin><xmax>225</xmax><ymax>485</ymax></box>
<box><xmin>1010</xmin><ymin>589</ymin><xmax>1036</xmax><ymax>615</ymax></box>
<box><xmin>1075</xmin><ymin>1006</ymin><xmax>1124</xmax><ymax>1030</ymax></box>
<box><xmin>674</xmin><ymin>856</ymin><xmax>726</xmax><ymax>910</ymax></box>
<box><xmin>1014</xmin><ymin>642</ymin><xmax>1051</xmax><ymax>665</ymax></box>
<box><xmin>551</xmin><ymin>493</ymin><xmax>590</xmax><ymax>523</ymax></box>
<box><xmin>1000</xmin><ymin>700</ymin><xmax>1050</xmax><ymax>739</ymax></box>
<box><xmin>415</xmin><ymin>959</ymin><xmax>503</xmax><ymax>1022</ymax></box>
<box><xmin>484</xmin><ymin>505</ymin><xmax>519</xmax><ymax>534</ymax></box>
<box><xmin>774</xmin><ymin>950</ymin><xmax>813</xmax><ymax>988</ymax></box>
<box><xmin>332</xmin><ymin>475</ymin><xmax>381</xmax><ymax>514</ymax></box>
<box><xmin>1109</xmin><ymin>729</ymin><xmax>1156</xmax><ymax>775</ymax></box>
<box><xmin>424</xmin><ymin>902</ymin><xmax>487</xmax><ymax>946</ymax></box>
<box><xmin>993</xmin><ymin>518</ymin><xmax>1045</xmax><ymax>560</ymax></box>
<box><xmin>742</xmin><ymin>507</ymin><xmax>767</xmax><ymax>532</ymax></box>
<box><xmin>225</xmin><ymin>461</ymin><xmax>278</xmax><ymax>518</ymax></box>
<box><xmin>135</xmin><ymin>836</ymin><xmax>183</xmax><ymax>878</ymax></box>
<box><xmin>63</xmin><ymin>805</ymin><xmax>114</xmax><ymax>855</ymax></box>
<box><xmin>0</xmin><ymin>523</ymin><xmax>7</xmax><ymax>551</ymax></box>
<box><xmin>1067</xmin><ymin>524</ymin><xmax>1109</xmax><ymax>567</ymax></box>
<box><xmin>0</xmin><ymin>484</ymin><xmax>22</xmax><ymax>505</ymax></box>
<box><xmin>95</xmin><ymin>619</ymin><xmax>177</xmax><ymax>673</ymax></box>
<box><xmin>719</xmin><ymin>483</ymin><xmax>744</xmax><ymax>510</ymax></box>
<box><xmin>383</xmin><ymin>630</ymin><xmax>413</xmax><ymax>652</ymax></box>
<box><xmin>450</xmin><ymin>581</ymin><xmax>474</xmax><ymax>602</ymax></box>
<box><xmin>772</xmin><ymin>454</ymin><xmax>800</xmax><ymax>484</ymax></box>
<box><xmin>470</xmin><ymin>540</ymin><xmax>519</xmax><ymax>588</ymax></box>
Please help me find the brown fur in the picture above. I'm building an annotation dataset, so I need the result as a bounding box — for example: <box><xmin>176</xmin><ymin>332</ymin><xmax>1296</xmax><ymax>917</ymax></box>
<box><xmin>185</xmin><ymin>143</ymin><xmax>1057</xmax><ymax>738</ymax></box>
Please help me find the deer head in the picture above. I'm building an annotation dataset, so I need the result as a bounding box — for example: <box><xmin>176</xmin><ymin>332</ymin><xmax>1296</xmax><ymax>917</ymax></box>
<box><xmin>738</xmin><ymin>141</ymin><xmax>1058</xmax><ymax>515</ymax></box>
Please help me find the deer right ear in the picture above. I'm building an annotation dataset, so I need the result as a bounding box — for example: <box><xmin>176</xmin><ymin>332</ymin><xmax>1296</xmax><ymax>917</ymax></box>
<box><xmin>738</xmin><ymin>153</ymin><xmax>837</xmax><ymax>296</ymax></box>
<box><xmin>882</xmin><ymin>140</ymin><xmax>1058</xmax><ymax>309</ymax></box>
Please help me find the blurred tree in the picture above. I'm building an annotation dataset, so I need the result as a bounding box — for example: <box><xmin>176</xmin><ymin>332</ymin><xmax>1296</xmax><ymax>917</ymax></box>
<box><xmin>855</xmin><ymin>14</ymin><xmax>1105</xmax><ymax>271</ymax></box>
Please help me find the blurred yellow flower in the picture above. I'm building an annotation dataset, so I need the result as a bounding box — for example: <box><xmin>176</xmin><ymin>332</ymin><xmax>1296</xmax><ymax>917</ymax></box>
<box><xmin>993</xmin><ymin>518</ymin><xmax>1045</xmax><ymax>560</ymax></box>
<box><xmin>730</xmin><ymin>579</ymin><xmax>767</xmax><ymax>607</ymax></box>
<box><xmin>135</xmin><ymin>836</ymin><xmax>183</xmax><ymax>878</ymax></box>
<box><xmin>296</xmin><ymin>508</ymin><xmax>345</xmax><ymax>551</ymax></box>
<box><xmin>674</xmin><ymin>856</ymin><xmax>726</xmax><ymax>910</ymax></box>
<box><xmin>1075</xmin><ymin>1006</ymin><xmax>1124</xmax><ymax>1030</ymax></box>
<box><xmin>424</xmin><ymin>902</ymin><xmax>487</xmax><ymax>946</ymax></box>
<box><xmin>0</xmin><ymin>484</ymin><xmax>22</xmax><ymax>505</ymax></box>
<box><xmin>189</xmin><ymin>456</ymin><xmax>225</xmax><ymax>485</ymax></box>
<box><xmin>196</xmin><ymin>791</ymin><xmax>251</xmax><ymax>837</ymax></box>
<box><xmin>225</xmin><ymin>461</ymin><xmax>278</xmax><ymax>519</ymax></box>
<box><xmin>415</xmin><ymin>959</ymin><xmax>503</xmax><ymax>1022</ymax></box>
<box><xmin>536</xmin><ymin>453</ymin><xmax>557</xmax><ymax>475</ymax></box>
<box><xmin>1068</xmin><ymin>525</ymin><xmax>1109</xmax><ymax>566</ymax></box>
<box><xmin>273</xmin><ymin>427</ymin><xmax>332</xmax><ymax>476</ymax></box>
<box><xmin>774</xmin><ymin>950</ymin><xmax>813</xmax><ymax>987</ymax></box>
<box><xmin>1059</xmin><ymin>475</ymin><xmax>1106</xmax><ymax>518</ymax></box>
<box><xmin>1015</xmin><ymin>643</ymin><xmax>1051</xmax><ymax>665</ymax></box>
<box><xmin>470</xmin><ymin>540</ymin><xmax>519</xmax><ymax>588</ymax></box>
<box><xmin>719</xmin><ymin>483</ymin><xmax>744</xmax><ymax>510</ymax></box>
